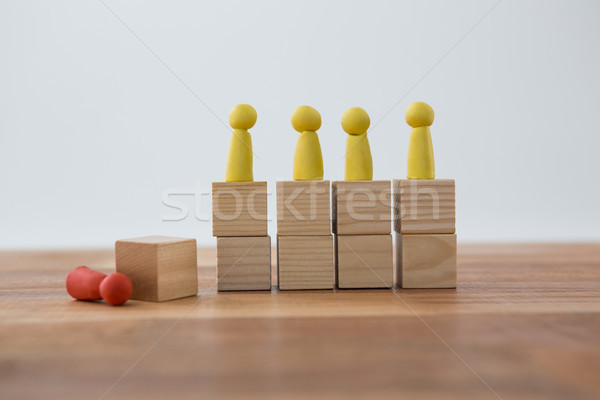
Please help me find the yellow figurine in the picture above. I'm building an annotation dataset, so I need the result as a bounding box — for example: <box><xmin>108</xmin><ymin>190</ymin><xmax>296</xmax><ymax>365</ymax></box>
<box><xmin>342</xmin><ymin>107</ymin><xmax>373</xmax><ymax>180</ymax></box>
<box><xmin>225</xmin><ymin>104</ymin><xmax>257</xmax><ymax>182</ymax></box>
<box><xmin>291</xmin><ymin>105</ymin><xmax>324</xmax><ymax>180</ymax></box>
<box><xmin>406</xmin><ymin>102</ymin><xmax>435</xmax><ymax>179</ymax></box>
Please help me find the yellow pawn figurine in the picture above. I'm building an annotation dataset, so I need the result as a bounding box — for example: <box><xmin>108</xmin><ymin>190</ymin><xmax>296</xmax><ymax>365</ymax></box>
<box><xmin>225</xmin><ymin>104</ymin><xmax>257</xmax><ymax>182</ymax></box>
<box><xmin>291</xmin><ymin>105</ymin><xmax>324</xmax><ymax>180</ymax></box>
<box><xmin>406</xmin><ymin>102</ymin><xmax>435</xmax><ymax>179</ymax></box>
<box><xmin>342</xmin><ymin>107</ymin><xmax>373</xmax><ymax>180</ymax></box>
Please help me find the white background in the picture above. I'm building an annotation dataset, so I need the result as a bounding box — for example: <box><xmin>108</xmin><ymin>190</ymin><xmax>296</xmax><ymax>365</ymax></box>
<box><xmin>1</xmin><ymin>0</ymin><xmax>599</xmax><ymax>249</ymax></box>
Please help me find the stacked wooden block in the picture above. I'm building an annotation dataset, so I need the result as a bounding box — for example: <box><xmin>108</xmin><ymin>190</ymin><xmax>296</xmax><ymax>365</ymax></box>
<box><xmin>332</xmin><ymin>181</ymin><xmax>393</xmax><ymax>288</ymax></box>
<box><xmin>276</xmin><ymin>180</ymin><xmax>334</xmax><ymax>290</ymax></box>
<box><xmin>212</xmin><ymin>181</ymin><xmax>271</xmax><ymax>291</ymax></box>
<box><xmin>393</xmin><ymin>179</ymin><xmax>457</xmax><ymax>288</ymax></box>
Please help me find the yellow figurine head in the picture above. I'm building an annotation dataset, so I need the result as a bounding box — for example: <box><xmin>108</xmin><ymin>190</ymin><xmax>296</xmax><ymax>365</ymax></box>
<box><xmin>229</xmin><ymin>104</ymin><xmax>257</xmax><ymax>130</ymax></box>
<box><xmin>341</xmin><ymin>107</ymin><xmax>370</xmax><ymax>135</ymax></box>
<box><xmin>405</xmin><ymin>102</ymin><xmax>434</xmax><ymax>128</ymax></box>
<box><xmin>291</xmin><ymin>105</ymin><xmax>321</xmax><ymax>132</ymax></box>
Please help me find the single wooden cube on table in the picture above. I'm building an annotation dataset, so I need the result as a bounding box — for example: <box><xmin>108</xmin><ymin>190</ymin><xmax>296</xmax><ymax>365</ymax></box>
<box><xmin>115</xmin><ymin>235</ymin><xmax>198</xmax><ymax>302</ymax></box>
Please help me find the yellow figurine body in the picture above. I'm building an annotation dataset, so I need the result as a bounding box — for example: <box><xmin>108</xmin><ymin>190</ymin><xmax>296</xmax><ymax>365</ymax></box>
<box><xmin>225</xmin><ymin>104</ymin><xmax>257</xmax><ymax>182</ymax></box>
<box><xmin>406</xmin><ymin>102</ymin><xmax>435</xmax><ymax>180</ymax></box>
<box><xmin>342</xmin><ymin>107</ymin><xmax>372</xmax><ymax>181</ymax></box>
<box><xmin>291</xmin><ymin>105</ymin><xmax>324</xmax><ymax>180</ymax></box>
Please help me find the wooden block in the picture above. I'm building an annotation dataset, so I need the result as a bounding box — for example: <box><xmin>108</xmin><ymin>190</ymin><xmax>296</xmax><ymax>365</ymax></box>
<box><xmin>332</xmin><ymin>180</ymin><xmax>391</xmax><ymax>235</ymax></box>
<box><xmin>393</xmin><ymin>233</ymin><xmax>402</xmax><ymax>287</ymax></box>
<box><xmin>277</xmin><ymin>235</ymin><xmax>334</xmax><ymax>290</ymax></box>
<box><xmin>276</xmin><ymin>180</ymin><xmax>330</xmax><ymax>236</ymax></box>
<box><xmin>393</xmin><ymin>179</ymin><xmax>455</xmax><ymax>234</ymax></box>
<box><xmin>115</xmin><ymin>236</ymin><xmax>198</xmax><ymax>302</ymax></box>
<box><xmin>401</xmin><ymin>234</ymin><xmax>457</xmax><ymax>289</ymax></box>
<box><xmin>217</xmin><ymin>236</ymin><xmax>271</xmax><ymax>291</ymax></box>
<box><xmin>336</xmin><ymin>235</ymin><xmax>393</xmax><ymax>289</ymax></box>
<box><xmin>212</xmin><ymin>181</ymin><xmax>268</xmax><ymax>237</ymax></box>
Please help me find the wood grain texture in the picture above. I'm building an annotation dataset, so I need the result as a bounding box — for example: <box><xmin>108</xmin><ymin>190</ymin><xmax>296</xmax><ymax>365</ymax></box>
<box><xmin>1</xmin><ymin>244</ymin><xmax>600</xmax><ymax>400</ymax></box>
<box><xmin>336</xmin><ymin>234</ymin><xmax>393</xmax><ymax>289</ymax></box>
<box><xmin>276</xmin><ymin>180</ymin><xmax>331</xmax><ymax>236</ymax></box>
<box><xmin>277</xmin><ymin>235</ymin><xmax>334</xmax><ymax>290</ymax></box>
<box><xmin>394</xmin><ymin>179</ymin><xmax>455</xmax><ymax>234</ymax></box>
<box><xmin>115</xmin><ymin>236</ymin><xmax>198</xmax><ymax>302</ymax></box>
<box><xmin>332</xmin><ymin>180</ymin><xmax>392</xmax><ymax>235</ymax></box>
<box><xmin>217</xmin><ymin>236</ymin><xmax>271</xmax><ymax>291</ymax></box>
<box><xmin>401</xmin><ymin>234</ymin><xmax>457</xmax><ymax>289</ymax></box>
<box><xmin>212</xmin><ymin>181</ymin><xmax>268</xmax><ymax>237</ymax></box>
<box><xmin>393</xmin><ymin>233</ymin><xmax>402</xmax><ymax>286</ymax></box>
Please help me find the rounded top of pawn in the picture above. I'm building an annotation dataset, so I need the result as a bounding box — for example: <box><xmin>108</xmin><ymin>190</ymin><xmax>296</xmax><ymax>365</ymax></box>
<box><xmin>405</xmin><ymin>102</ymin><xmax>434</xmax><ymax>127</ymax></box>
<box><xmin>291</xmin><ymin>105</ymin><xmax>321</xmax><ymax>132</ymax></box>
<box><xmin>341</xmin><ymin>107</ymin><xmax>370</xmax><ymax>135</ymax></box>
<box><xmin>229</xmin><ymin>104</ymin><xmax>257</xmax><ymax>130</ymax></box>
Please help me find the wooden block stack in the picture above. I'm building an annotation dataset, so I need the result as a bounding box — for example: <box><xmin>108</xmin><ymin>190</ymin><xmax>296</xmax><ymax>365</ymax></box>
<box><xmin>332</xmin><ymin>180</ymin><xmax>393</xmax><ymax>288</ymax></box>
<box><xmin>115</xmin><ymin>235</ymin><xmax>198</xmax><ymax>302</ymax></box>
<box><xmin>393</xmin><ymin>179</ymin><xmax>457</xmax><ymax>288</ymax></box>
<box><xmin>212</xmin><ymin>181</ymin><xmax>271</xmax><ymax>291</ymax></box>
<box><xmin>276</xmin><ymin>180</ymin><xmax>334</xmax><ymax>290</ymax></box>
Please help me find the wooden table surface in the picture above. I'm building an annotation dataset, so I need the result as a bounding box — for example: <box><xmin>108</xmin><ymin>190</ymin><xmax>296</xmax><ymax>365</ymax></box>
<box><xmin>1</xmin><ymin>244</ymin><xmax>600</xmax><ymax>400</ymax></box>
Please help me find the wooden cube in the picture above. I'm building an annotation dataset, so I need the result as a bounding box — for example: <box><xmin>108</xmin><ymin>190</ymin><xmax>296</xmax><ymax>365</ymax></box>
<box><xmin>277</xmin><ymin>235</ymin><xmax>334</xmax><ymax>290</ymax></box>
<box><xmin>217</xmin><ymin>236</ymin><xmax>271</xmax><ymax>291</ymax></box>
<box><xmin>212</xmin><ymin>181</ymin><xmax>268</xmax><ymax>237</ymax></box>
<box><xmin>401</xmin><ymin>234</ymin><xmax>457</xmax><ymax>289</ymax></box>
<box><xmin>332</xmin><ymin>180</ymin><xmax>391</xmax><ymax>235</ymax></box>
<box><xmin>115</xmin><ymin>236</ymin><xmax>198</xmax><ymax>302</ymax></box>
<box><xmin>276</xmin><ymin>180</ymin><xmax>330</xmax><ymax>236</ymax></box>
<box><xmin>336</xmin><ymin>235</ymin><xmax>393</xmax><ymax>289</ymax></box>
<box><xmin>394</xmin><ymin>179</ymin><xmax>455</xmax><ymax>234</ymax></box>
